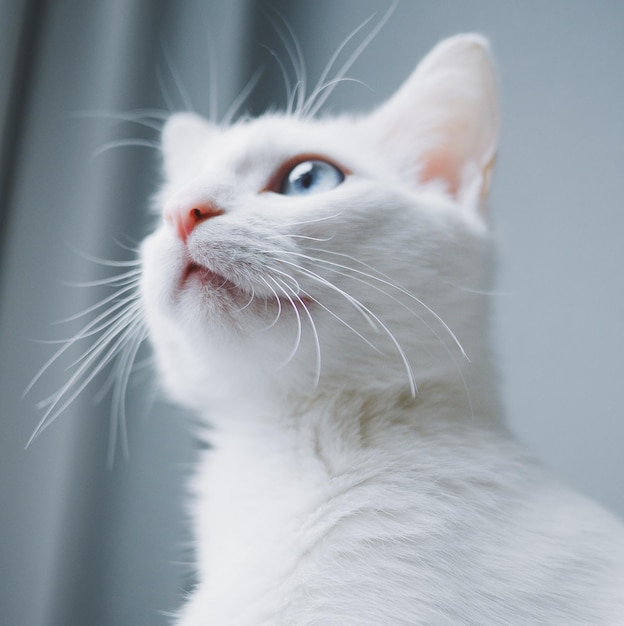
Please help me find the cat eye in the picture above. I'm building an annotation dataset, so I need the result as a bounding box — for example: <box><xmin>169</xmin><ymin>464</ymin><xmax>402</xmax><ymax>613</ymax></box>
<box><xmin>272</xmin><ymin>157</ymin><xmax>346</xmax><ymax>196</ymax></box>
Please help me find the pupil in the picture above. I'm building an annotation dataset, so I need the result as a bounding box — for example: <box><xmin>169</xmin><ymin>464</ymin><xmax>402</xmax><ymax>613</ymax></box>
<box><xmin>299</xmin><ymin>170</ymin><xmax>314</xmax><ymax>189</ymax></box>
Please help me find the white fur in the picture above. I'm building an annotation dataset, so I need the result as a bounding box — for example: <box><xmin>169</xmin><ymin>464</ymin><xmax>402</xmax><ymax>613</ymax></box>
<box><xmin>140</xmin><ymin>35</ymin><xmax>624</xmax><ymax>625</ymax></box>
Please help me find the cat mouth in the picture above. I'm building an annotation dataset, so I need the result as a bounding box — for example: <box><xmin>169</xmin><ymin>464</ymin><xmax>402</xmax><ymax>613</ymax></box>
<box><xmin>179</xmin><ymin>262</ymin><xmax>313</xmax><ymax>311</ymax></box>
<box><xmin>181</xmin><ymin>262</ymin><xmax>238</xmax><ymax>291</ymax></box>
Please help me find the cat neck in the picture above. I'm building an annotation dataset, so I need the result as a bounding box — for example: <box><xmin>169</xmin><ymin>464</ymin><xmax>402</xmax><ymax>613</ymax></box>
<box><xmin>204</xmin><ymin>361</ymin><xmax>503</xmax><ymax>447</ymax></box>
<box><xmin>189</xmin><ymin>372</ymin><xmax>508</xmax><ymax>620</ymax></box>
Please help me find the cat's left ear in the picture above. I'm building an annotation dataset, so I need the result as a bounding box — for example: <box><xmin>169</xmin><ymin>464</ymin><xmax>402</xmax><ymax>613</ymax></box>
<box><xmin>367</xmin><ymin>34</ymin><xmax>499</xmax><ymax>212</ymax></box>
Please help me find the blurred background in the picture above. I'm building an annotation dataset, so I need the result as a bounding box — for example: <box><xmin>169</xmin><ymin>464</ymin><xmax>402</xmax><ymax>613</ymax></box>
<box><xmin>1</xmin><ymin>1</ymin><xmax>623</xmax><ymax>624</ymax></box>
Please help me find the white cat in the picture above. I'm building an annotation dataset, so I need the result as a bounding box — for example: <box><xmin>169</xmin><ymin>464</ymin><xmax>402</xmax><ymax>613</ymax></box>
<box><xmin>140</xmin><ymin>35</ymin><xmax>624</xmax><ymax>625</ymax></box>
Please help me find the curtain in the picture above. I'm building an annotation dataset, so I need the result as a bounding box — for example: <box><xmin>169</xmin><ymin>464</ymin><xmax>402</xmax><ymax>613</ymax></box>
<box><xmin>1</xmin><ymin>1</ymin><xmax>623</xmax><ymax>625</ymax></box>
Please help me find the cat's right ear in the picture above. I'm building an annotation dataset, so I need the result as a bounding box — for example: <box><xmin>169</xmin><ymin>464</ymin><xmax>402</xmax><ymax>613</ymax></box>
<box><xmin>161</xmin><ymin>112</ymin><xmax>215</xmax><ymax>180</ymax></box>
<box><xmin>366</xmin><ymin>34</ymin><xmax>499</xmax><ymax>213</ymax></box>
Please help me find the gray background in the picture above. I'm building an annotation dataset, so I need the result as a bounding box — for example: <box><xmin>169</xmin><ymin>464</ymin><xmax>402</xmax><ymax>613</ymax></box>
<box><xmin>1</xmin><ymin>1</ymin><xmax>622</xmax><ymax>624</ymax></box>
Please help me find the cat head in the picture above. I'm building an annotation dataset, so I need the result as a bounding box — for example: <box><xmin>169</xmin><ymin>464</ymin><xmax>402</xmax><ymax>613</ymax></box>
<box><xmin>140</xmin><ymin>34</ymin><xmax>499</xmax><ymax>413</ymax></box>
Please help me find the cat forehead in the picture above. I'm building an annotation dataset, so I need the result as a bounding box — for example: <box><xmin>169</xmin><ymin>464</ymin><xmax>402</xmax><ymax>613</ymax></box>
<box><xmin>200</xmin><ymin>115</ymin><xmax>362</xmax><ymax>172</ymax></box>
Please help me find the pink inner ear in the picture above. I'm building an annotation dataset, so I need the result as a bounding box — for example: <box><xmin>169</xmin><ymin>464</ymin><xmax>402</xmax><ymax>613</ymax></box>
<box><xmin>420</xmin><ymin>149</ymin><xmax>460</xmax><ymax>197</ymax></box>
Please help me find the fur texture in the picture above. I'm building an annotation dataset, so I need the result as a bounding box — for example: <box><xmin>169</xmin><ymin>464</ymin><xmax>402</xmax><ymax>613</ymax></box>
<box><xmin>140</xmin><ymin>35</ymin><xmax>624</xmax><ymax>625</ymax></box>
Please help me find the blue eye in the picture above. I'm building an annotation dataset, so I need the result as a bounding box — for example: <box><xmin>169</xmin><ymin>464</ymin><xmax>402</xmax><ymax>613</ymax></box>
<box><xmin>279</xmin><ymin>159</ymin><xmax>345</xmax><ymax>196</ymax></box>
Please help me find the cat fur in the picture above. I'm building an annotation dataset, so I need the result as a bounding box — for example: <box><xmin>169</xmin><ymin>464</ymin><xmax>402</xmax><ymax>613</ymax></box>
<box><xmin>139</xmin><ymin>35</ymin><xmax>624</xmax><ymax>625</ymax></box>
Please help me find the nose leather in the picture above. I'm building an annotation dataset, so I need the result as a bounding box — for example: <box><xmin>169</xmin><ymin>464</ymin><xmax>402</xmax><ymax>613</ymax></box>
<box><xmin>165</xmin><ymin>202</ymin><xmax>224</xmax><ymax>242</ymax></box>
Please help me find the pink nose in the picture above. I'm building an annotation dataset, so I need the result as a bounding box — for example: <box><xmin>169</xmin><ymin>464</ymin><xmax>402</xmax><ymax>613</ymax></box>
<box><xmin>165</xmin><ymin>202</ymin><xmax>224</xmax><ymax>242</ymax></box>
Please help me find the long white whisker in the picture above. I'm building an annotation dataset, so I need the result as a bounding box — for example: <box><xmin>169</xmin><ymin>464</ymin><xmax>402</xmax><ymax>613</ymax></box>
<box><xmin>24</xmin><ymin>295</ymin><xmax>141</xmax><ymax>396</ymax></box>
<box><xmin>54</xmin><ymin>282</ymin><xmax>140</xmax><ymax>324</ymax></box>
<box><xmin>70</xmin><ymin>109</ymin><xmax>167</xmax><ymax>131</ymax></box>
<box><xmin>27</xmin><ymin>315</ymin><xmax>145</xmax><ymax>447</ymax></box>
<box><xmin>302</xmin><ymin>14</ymin><xmax>375</xmax><ymax>117</ymax></box>
<box><xmin>265</xmin><ymin>233</ymin><xmax>335</xmax><ymax>243</ymax></box>
<box><xmin>91</xmin><ymin>139</ymin><xmax>160</xmax><ymax>159</ymax></box>
<box><xmin>302</xmin><ymin>77</ymin><xmax>369</xmax><ymax>115</ymax></box>
<box><xmin>305</xmin><ymin>1</ymin><xmax>397</xmax><ymax>119</ymax></box>
<box><xmin>278</xmin><ymin>15</ymin><xmax>307</xmax><ymax>114</ymax></box>
<box><xmin>67</xmin><ymin>248</ymin><xmax>141</xmax><ymax>267</ymax></box>
<box><xmin>282</xmin><ymin>212</ymin><xmax>343</xmax><ymax>228</ymax></box>
<box><xmin>262</xmin><ymin>6</ymin><xmax>307</xmax><ymax>115</ymax></box>
<box><xmin>62</xmin><ymin>268</ymin><xmax>142</xmax><ymax>288</ymax></box>
<box><xmin>257</xmin><ymin>276</ymin><xmax>283</xmax><ymax>331</ymax></box>
<box><xmin>59</xmin><ymin>295</ymin><xmax>141</xmax><ymax>343</ymax></box>
<box><xmin>273</xmin><ymin>275</ymin><xmax>321</xmax><ymax>387</ymax></box>
<box><xmin>107</xmin><ymin>324</ymin><xmax>149</xmax><ymax>467</ymax></box>
<box><xmin>287</xmin><ymin>255</ymin><xmax>473</xmax><ymax>415</ymax></box>
<box><xmin>266</xmin><ymin>276</ymin><xmax>303</xmax><ymax>369</ymax></box>
<box><xmin>295</xmin><ymin>247</ymin><xmax>468</xmax><ymax>360</ymax></box>
<box><xmin>237</xmin><ymin>284</ymin><xmax>257</xmax><ymax>313</ymax></box>
<box><xmin>297</xmin><ymin>283</ymin><xmax>383</xmax><ymax>355</ymax></box>
<box><xmin>204</xmin><ymin>27</ymin><xmax>219</xmax><ymax>123</ymax></box>
<box><xmin>284</xmin><ymin>252</ymin><xmax>439</xmax><ymax>338</ymax></box>
<box><xmin>284</xmin><ymin>261</ymin><xmax>416</xmax><ymax>396</ymax></box>
<box><xmin>66</xmin><ymin>302</ymin><xmax>143</xmax><ymax>370</ymax></box>
<box><xmin>162</xmin><ymin>42</ymin><xmax>194</xmax><ymax>112</ymax></box>
<box><xmin>222</xmin><ymin>67</ymin><xmax>265</xmax><ymax>126</ymax></box>
<box><xmin>283</xmin><ymin>253</ymin><xmax>473</xmax><ymax>414</ymax></box>
<box><xmin>277</xmin><ymin>259</ymin><xmax>378</xmax><ymax>331</ymax></box>
<box><xmin>265</xmin><ymin>266</ymin><xmax>301</xmax><ymax>293</ymax></box>
<box><xmin>156</xmin><ymin>65</ymin><xmax>176</xmax><ymax>113</ymax></box>
<box><xmin>261</xmin><ymin>44</ymin><xmax>294</xmax><ymax>113</ymax></box>
<box><xmin>91</xmin><ymin>332</ymin><xmax>151</xmax><ymax>405</ymax></box>
<box><xmin>37</xmin><ymin>303</ymin><xmax>143</xmax><ymax>409</ymax></box>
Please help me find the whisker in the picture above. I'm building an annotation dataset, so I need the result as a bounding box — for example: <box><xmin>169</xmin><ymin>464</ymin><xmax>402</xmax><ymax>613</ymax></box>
<box><xmin>107</xmin><ymin>324</ymin><xmax>149</xmax><ymax>467</ymax></box>
<box><xmin>202</xmin><ymin>23</ymin><xmax>219</xmax><ymax>124</ymax></box>
<box><xmin>282</xmin><ymin>261</ymin><xmax>417</xmax><ymax>396</ymax></box>
<box><xmin>282</xmin><ymin>253</ymin><xmax>473</xmax><ymax>415</ymax></box>
<box><xmin>111</xmin><ymin>237</ymin><xmax>142</xmax><ymax>255</ymax></box>
<box><xmin>290</xmin><ymin>255</ymin><xmax>471</xmax><ymax>411</ymax></box>
<box><xmin>298</xmin><ymin>284</ymin><xmax>383</xmax><ymax>355</ymax></box>
<box><xmin>62</xmin><ymin>268</ymin><xmax>142</xmax><ymax>289</ymax></box>
<box><xmin>67</xmin><ymin>247</ymin><xmax>142</xmax><ymax>267</ymax></box>
<box><xmin>302</xmin><ymin>77</ymin><xmax>369</xmax><ymax>114</ymax></box>
<box><xmin>257</xmin><ymin>276</ymin><xmax>283</xmax><ymax>331</ymax></box>
<box><xmin>278</xmin><ymin>259</ymin><xmax>378</xmax><ymax>330</ymax></box>
<box><xmin>262</xmin><ymin>6</ymin><xmax>307</xmax><ymax>115</ymax></box>
<box><xmin>296</xmin><ymin>247</ymin><xmax>468</xmax><ymax>360</ymax></box>
<box><xmin>37</xmin><ymin>303</ymin><xmax>143</xmax><ymax>409</ymax></box>
<box><xmin>156</xmin><ymin>64</ymin><xmax>176</xmax><ymax>113</ymax></box>
<box><xmin>266</xmin><ymin>276</ymin><xmax>303</xmax><ymax>369</ymax></box>
<box><xmin>282</xmin><ymin>212</ymin><xmax>343</xmax><ymax>228</ymax></box>
<box><xmin>162</xmin><ymin>41</ymin><xmax>195</xmax><ymax>112</ymax></box>
<box><xmin>273</xmin><ymin>275</ymin><xmax>321</xmax><ymax>387</ymax></box>
<box><xmin>304</xmin><ymin>1</ymin><xmax>397</xmax><ymax>118</ymax></box>
<box><xmin>237</xmin><ymin>284</ymin><xmax>257</xmax><ymax>313</ymax></box>
<box><xmin>54</xmin><ymin>282</ymin><xmax>140</xmax><ymax>323</ymax></box>
<box><xmin>221</xmin><ymin>67</ymin><xmax>265</xmax><ymax>126</ymax></box>
<box><xmin>265</xmin><ymin>233</ymin><xmax>335</xmax><ymax>243</ymax></box>
<box><xmin>284</xmin><ymin>252</ymin><xmax>437</xmax><ymax>337</ymax></box>
<box><xmin>91</xmin><ymin>138</ymin><xmax>160</xmax><ymax>159</ymax></box>
<box><xmin>266</xmin><ymin>266</ymin><xmax>301</xmax><ymax>293</ymax></box>
<box><xmin>261</xmin><ymin>44</ymin><xmax>294</xmax><ymax>113</ymax></box>
<box><xmin>92</xmin><ymin>338</ymin><xmax>152</xmax><ymax>406</ymax></box>
<box><xmin>24</xmin><ymin>294</ymin><xmax>141</xmax><ymax>396</ymax></box>
<box><xmin>70</xmin><ymin>108</ymin><xmax>168</xmax><ymax>131</ymax></box>
<box><xmin>302</xmin><ymin>14</ymin><xmax>375</xmax><ymax>117</ymax></box>
<box><xmin>27</xmin><ymin>314</ymin><xmax>145</xmax><ymax>447</ymax></box>
<box><xmin>66</xmin><ymin>302</ymin><xmax>143</xmax><ymax>370</ymax></box>
<box><xmin>25</xmin><ymin>301</ymin><xmax>139</xmax><ymax>357</ymax></box>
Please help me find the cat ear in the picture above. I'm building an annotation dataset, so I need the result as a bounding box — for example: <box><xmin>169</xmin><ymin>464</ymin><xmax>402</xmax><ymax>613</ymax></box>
<box><xmin>161</xmin><ymin>112</ymin><xmax>216</xmax><ymax>179</ymax></box>
<box><xmin>368</xmin><ymin>34</ymin><xmax>499</xmax><ymax>211</ymax></box>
